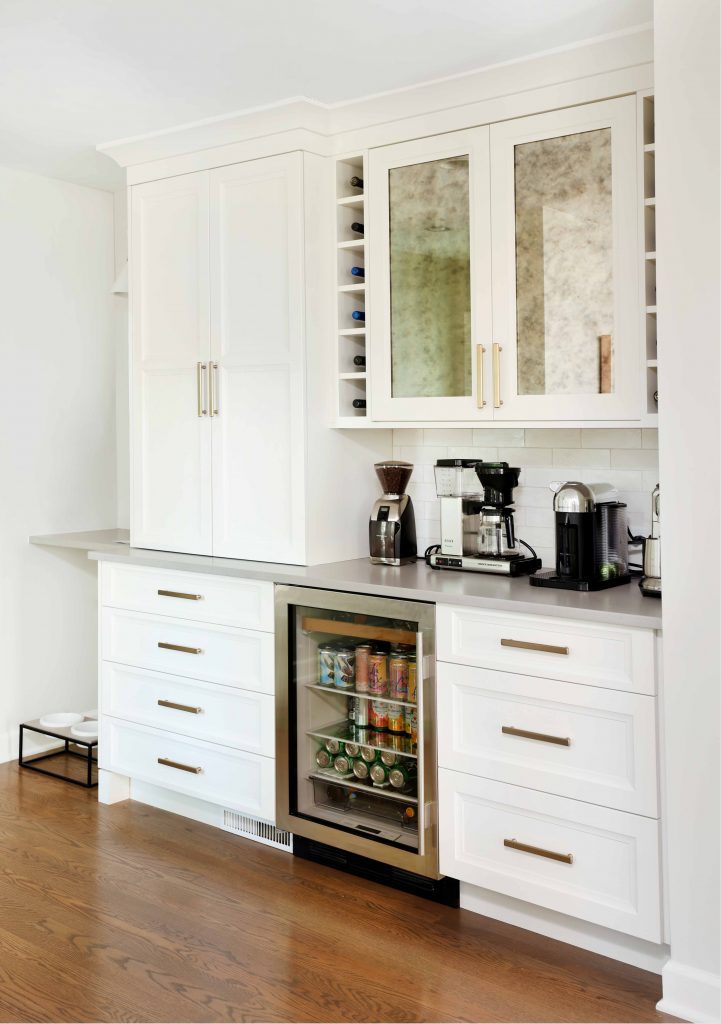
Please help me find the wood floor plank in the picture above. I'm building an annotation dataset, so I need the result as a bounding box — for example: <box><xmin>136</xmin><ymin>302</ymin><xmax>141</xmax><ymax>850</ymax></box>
<box><xmin>0</xmin><ymin>763</ymin><xmax>677</xmax><ymax>1023</ymax></box>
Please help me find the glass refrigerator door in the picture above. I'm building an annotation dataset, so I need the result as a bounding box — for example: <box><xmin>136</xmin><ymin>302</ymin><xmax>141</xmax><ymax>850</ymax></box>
<box><xmin>276</xmin><ymin>587</ymin><xmax>437</xmax><ymax>876</ymax></box>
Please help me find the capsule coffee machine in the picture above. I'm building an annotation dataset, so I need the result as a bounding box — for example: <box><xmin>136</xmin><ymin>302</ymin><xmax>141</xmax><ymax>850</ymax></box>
<box><xmin>428</xmin><ymin>460</ymin><xmax>541</xmax><ymax>575</ymax></box>
<box><xmin>369</xmin><ymin>461</ymin><xmax>417</xmax><ymax>565</ymax></box>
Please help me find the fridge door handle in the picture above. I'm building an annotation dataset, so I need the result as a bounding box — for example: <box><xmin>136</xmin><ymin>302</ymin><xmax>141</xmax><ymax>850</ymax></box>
<box><xmin>415</xmin><ymin>629</ymin><xmax>425</xmax><ymax>857</ymax></box>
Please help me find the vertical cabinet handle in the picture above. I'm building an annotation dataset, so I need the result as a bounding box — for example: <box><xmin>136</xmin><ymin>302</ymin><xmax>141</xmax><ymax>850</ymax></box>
<box><xmin>197</xmin><ymin>362</ymin><xmax>208</xmax><ymax>417</ymax></box>
<box><xmin>209</xmin><ymin>362</ymin><xmax>219</xmax><ymax>417</ymax></box>
<box><xmin>476</xmin><ymin>345</ymin><xmax>486</xmax><ymax>409</ymax></box>
<box><xmin>493</xmin><ymin>344</ymin><xmax>503</xmax><ymax>408</ymax></box>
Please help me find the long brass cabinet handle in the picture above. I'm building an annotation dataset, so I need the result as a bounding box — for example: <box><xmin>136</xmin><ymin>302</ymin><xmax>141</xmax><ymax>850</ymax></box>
<box><xmin>157</xmin><ymin>589</ymin><xmax>202</xmax><ymax>601</ymax></box>
<box><xmin>492</xmin><ymin>343</ymin><xmax>503</xmax><ymax>408</ymax></box>
<box><xmin>158</xmin><ymin>642</ymin><xmax>202</xmax><ymax>655</ymax></box>
<box><xmin>158</xmin><ymin>699</ymin><xmax>203</xmax><ymax>715</ymax></box>
<box><xmin>209</xmin><ymin>362</ymin><xmax>219</xmax><ymax>417</ymax></box>
<box><xmin>502</xmin><ymin>725</ymin><xmax>571</xmax><ymax>747</ymax></box>
<box><xmin>504</xmin><ymin>838</ymin><xmax>573</xmax><ymax>864</ymax></box>
<box><xmin>197</xmin><ymin>362</ymin><xmax>208</xmax><ymax>417</ymax></box>
<box><xmin>158</xmin><ymin>757</ymin><xmax>203</xmax><ymax>775</ymax></box>
<box><xmin>501</xmin><ymin>638</ymin><xmax>570</xmax><ymax>656</ymax></box>
<box><xmin>476</xmin><ymin>344</ymin><xmax>486</xmax><ymax>409</ymax></box>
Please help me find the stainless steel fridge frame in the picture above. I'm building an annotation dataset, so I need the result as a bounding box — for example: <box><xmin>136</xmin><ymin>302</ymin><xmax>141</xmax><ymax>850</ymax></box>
<box><xmin>274</xmin><ymin>584</ymin><xmax>440</xmax><ymax>879</ymax></box>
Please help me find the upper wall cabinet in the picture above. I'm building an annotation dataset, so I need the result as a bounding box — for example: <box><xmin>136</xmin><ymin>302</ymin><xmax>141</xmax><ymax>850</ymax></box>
<box><xmin>368</xmin><ymin>97</ymin><xmax>640</xmax><ymax>423</ymax></box>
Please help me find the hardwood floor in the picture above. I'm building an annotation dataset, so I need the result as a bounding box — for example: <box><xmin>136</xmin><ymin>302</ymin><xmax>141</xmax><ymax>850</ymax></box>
<box><xmin>0</xmin><ymin>762</ymin><xmax>676</xmax><ymax>1024</ymax></box>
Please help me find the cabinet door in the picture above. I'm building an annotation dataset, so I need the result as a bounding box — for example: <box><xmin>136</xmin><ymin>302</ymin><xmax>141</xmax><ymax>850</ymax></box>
<box><xmin>209</xmin><ymin>154</ymin><xmax>306</xmax><ymax>563</ymax></box>
<box><xmin>490</xmin><ymin>97</ymin><xmax>638</xmax><ymax>421</ymax></box>
<box><xmin>369</xmin><ymin>128</ymin><xmax>493</xmax><ymax>421</ymax></box>
<box><xmin>130</xmin><ymin>173</ymin><xmax>212</xmax><ymax>554</ymax></box>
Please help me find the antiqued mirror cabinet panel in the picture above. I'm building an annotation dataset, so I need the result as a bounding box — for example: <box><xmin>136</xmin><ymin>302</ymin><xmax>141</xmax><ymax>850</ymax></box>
<box><xmin>368</xmin><ymin>96</ymin><xmax>640</xmax><ymax>423</ymax></box>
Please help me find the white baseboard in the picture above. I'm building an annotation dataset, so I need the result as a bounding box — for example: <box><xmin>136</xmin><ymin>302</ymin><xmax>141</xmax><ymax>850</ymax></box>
<box><xmin>460</xmin><ymin>882</ymin><xmax>669</xmax><ymax>975</ymax></box>
<box><xmin>1</xmin><ymin>726</ymin><xmax>68</xmax><ymax>765</ymax></box>
<box><xmin>657</xmin><ymin>960</ymin><xmax>720</xmax><ymax>1022</ymax></box>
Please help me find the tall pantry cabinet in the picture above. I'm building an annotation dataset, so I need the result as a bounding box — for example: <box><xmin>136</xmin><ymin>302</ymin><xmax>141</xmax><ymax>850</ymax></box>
<box><xmin>130</xmin><ymin>152</ymin><xmax>387</xmax><ymax>564</ymax></box>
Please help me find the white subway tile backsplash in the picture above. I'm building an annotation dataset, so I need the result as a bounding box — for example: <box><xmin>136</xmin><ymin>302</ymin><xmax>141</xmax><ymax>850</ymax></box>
<box><xmin>581</xmin><ymin>428</ymin><xmax>642</xmax><ymax>448</ymax></box>
<box><xmin>391</xmin><ymin>428</ymin><xmax>425</xmax><ymax>446</ymax></box>
<box><xmin>514</xmin><ymin>486</ymin><xmax>555</xmax><ymax>507</ymax></box>
<box><xmin>525</xmin><ymin>428</ymin><xmax>581</xmax><ymax>448</ymax></box>
<box><xmin>446</xmin><ymin>445</ymin><xmax>498</xmax><ymax>461</ymax></box>
<box><xmin>524</xmin><ymin>506</ymin><xmax>556</xmax><ymax>528</ymax></box>
<box><xmin>472</xmin><ymin>428</ymin><xmax>525</xmax><ymax>446</ymax></box>
<box><xmin>424</xmin><ymin>428</ymin><xmax>473</xmax><ymax>445</ymax></box>
<box><xmin>611</xmin><ymin>448</ymin><xmax>659</xmax><ymax>470</ymax></box>
<box><xmin>642</xmin><ymin>428</ymin><xmax>659</xmax><ymax>449</ymax></box>
<box><xmin>553</xmin><ymin>448</ymin><xmax>611</xmax><ymax>468</ymax></box>
<box><xmin>498</xmin><ymin>447</ymin><xmax>553</xmax><ymax>467</ymax></box>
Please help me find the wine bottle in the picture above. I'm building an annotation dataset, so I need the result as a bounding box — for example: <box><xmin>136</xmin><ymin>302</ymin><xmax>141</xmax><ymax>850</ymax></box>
<box><xmin>350</xmin><ymin>175</ymin><xmax>364</xmax><ymax>189</ymax></box>
<box><xmin>350</xmin><ymin>221</ymin><xmax>364</xmax><ymax>235</ymax></box>
<box><xmin>353</xmin><ymin>355</ymin><xmax>366</xmax><ymax>367</ymax></box>
<box><xmin>351</xmin><ymin>310</ymin><xmax>365</xmax><ymax>322</ymax></box>
<box><xmin>352</xmin><ymin>399</ymin><xmax>367</xmax><ymax>409</ymax></box>
<box><xmin>350</xmin><ymin>266</ymin><xmax>365</xmax><ymax>278</ymax></box>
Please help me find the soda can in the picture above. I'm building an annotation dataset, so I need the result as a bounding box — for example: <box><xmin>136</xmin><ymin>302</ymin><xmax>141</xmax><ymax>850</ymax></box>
<box><xmin>355</xmin><ymin>644</ymin><xmax>372</xmax><ymax>693</ymax></box>
<box><xmin>315</xmin><ymin>748</ymin><xmax>333</xmax><ymax>770</ymax></box>
<box><xmin>387</xmin><ymin>732</ymin><xmax>406</xmax><ymax>753</ymax></box>
<box><xmin>318</xmin><ymin>643</ymin><xmax>336</xmax><ymax>686</ymax></box>
<box><xmin>370</xmin><ymin>700</ymin><xmax>389</xmax><ymax>731</ymax></box>
<box><xmin>333</xmin><ymin>647</ymin><xmax>355</xmax><ymax>690</ymax></box>
<box><xmin>334</xmin><ymin>754</ymin><xmax>353</xmax><ymax>775</ymax></box>
<box><xmin>368</xmin><ymin>650</ymin><xmax>389</xmax><ymax>696</ymax></box>
<box><xmin>344</xmin><ymin>741</ymin><xmax>361</xmax><ymax>758</ymax></box>
<box><xmin>352</xmin><ymin>759</ymin><xmax>370</xmax><ymax>781</ymax></box>
<box><xmin>360</xmin><ymin>745</ymin><xmax>378</xmax><ymax>764</ymax></box>
<box><xmin>389</xmin><ymin>762</ymin><xmax>417</xmax><ymax>791</ymax></box>
<box><xmin>325</xmin><ymin>738</ymin><xmax>343</xmax><ymax>755</ymax></box>
<box><xmin>407</xmin><ymin>658</ymin><xmax>417</xmax><ymax>704</ymax></box>
<box><xmin>369</xmin><ymin>762</ymin><xmax>390</xmax><ymax>787</ymax></box>
<box><xmin>379</xmin><ymin>750</ymin><xmax>400</xmax><ymax>767</ymax></box>
<box><xmin>354</xmin><ymin>698</ymin><xmax>370</xmax><ymax>729</ymax></box>
<box><xmin>389</xmin><ymin>654</ymin><xmax>409</xmax><ymax>700</ymax></box>
<box><xmin>387</xmin><ymin>702</ymin><xmax>406</xmax><ymax>734</ymax></box>
<box><xmin>407</xmin><ymin>707</ymin><xmax>418</xmax><ymax>745</ymax></box>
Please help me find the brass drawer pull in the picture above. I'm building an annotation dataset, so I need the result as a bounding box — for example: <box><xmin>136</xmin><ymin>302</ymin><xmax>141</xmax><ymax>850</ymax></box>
<box><xmin>501</xmin><ymin>638</ymin><xmax>569</xmax><ymax>656</ymax></box>
<box><xmin>158</xmin><ymin>757</ymin><xmax>202</xmax><ymax>775</ymax></box>
<box><xmin>502</xmin><ymin>725</ymin><xmax>570</xmax><ymax>747</ymax></box>
<box><xmin>504</xmin><ymin>838</ymin><xmax>573</xmax><ymax>864</ymax></box>
<box><xmin>197</xmin><ymin>362</ymin><xmax>208</xmax><ymax>417</ymax></box>
<box><xmin>158</xmin><ymin>642</ymin><xmax>202</xmax><ymax>655</ymax></box>
<box><xmin>158</xmin><ymin>699</ymin><xmax>203</xmax><ymax>715</ymax></box>
<box><xmin>492</xmin><ymin>343</ymin><xmax>503</xmax><ymax>408</ymax></box>
<box><xmin>476</xmin><ymin>344</ymin><xmax>486</xmax><ymax>409</ymax></box>
<box><xmin>157</xmin><ymin>589</ymin><xmax>202</xmax><ymax>601</ymax></box>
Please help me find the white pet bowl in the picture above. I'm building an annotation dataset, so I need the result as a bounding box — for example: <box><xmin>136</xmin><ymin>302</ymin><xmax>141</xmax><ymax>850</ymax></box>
<box><xmin>39</xmin><ymin>712</ymin><xmax>83</xmax><ymax>729</ymax></box>
<box><xmin>70</xmin><ymin>720</ymin><xmax>99</xmax><ymax>740</ymax></box>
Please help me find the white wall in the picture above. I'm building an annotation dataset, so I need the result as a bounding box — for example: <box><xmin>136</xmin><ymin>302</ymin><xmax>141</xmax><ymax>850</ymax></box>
<box><xmin>654</xmin><ymin>1</ymin><xmax>721</xmax><ymax>1020</ymax></box>
<box><xmin>393</xmin><ymin>427</ymin><xmax>658</xmax><ymax>566</ymax></box>
<box><xmin>113</xmin><ymin>188</ymin><xmax>130</xmax><ymax>528</ymax></box>
<box><xmin>0</xmin><ymin>166</ymin><xmax>116</xmax><ymax>762</ymax></box>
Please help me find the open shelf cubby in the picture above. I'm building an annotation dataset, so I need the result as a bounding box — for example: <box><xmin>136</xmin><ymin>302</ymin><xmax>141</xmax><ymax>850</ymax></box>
<box><xmin>334</xmin><ymin>152</ymin><xmax>369</xmax><ymax>421</ymax></box>
<box><xmin>639</xmin><ymin>91</ymin><xmax>658</xmax><ymax>420</ymax></box>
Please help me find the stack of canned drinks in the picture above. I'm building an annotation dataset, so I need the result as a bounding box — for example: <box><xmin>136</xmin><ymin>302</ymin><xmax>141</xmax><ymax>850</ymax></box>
<box><xmin>317</xmin><ymin>639</ymin><xmax>418</xmax><ymax>745</ymax></box>
<box><xmin>315</xmin><ymin>737</ymin><xmax>417</xmax><ymax>793</ymax></box>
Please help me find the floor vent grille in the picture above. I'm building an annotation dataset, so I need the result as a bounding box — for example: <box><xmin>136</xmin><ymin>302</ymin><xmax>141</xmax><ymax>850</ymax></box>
<box><xmin>222</xmin><ymin>810</ymin><xmax>293</xmax><ymax>852</ymax></box>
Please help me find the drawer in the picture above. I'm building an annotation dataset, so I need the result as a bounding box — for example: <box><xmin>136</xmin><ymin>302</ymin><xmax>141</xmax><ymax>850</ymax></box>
<box><xmin>437</xmin><ymin>663</ymin><xmax>658</xmax><ymax>815</ymax></box>
<box><xmin>439</xmin><ymin>770</ymin><xmax>661</xmax><ymax>941</ymax></box>
<box><xmin>101</xmin><ymin>608</ymin><xmax>274</xmax><ymax>692</ymax></box>
<box><xmin>100</xmin><ymin>663</ymin><xmax>275</xmax><ymax>756</ymax></box>
<box><xmin>101</xmin><ymin>562</ymin><xmax>274</xmax><ymax>631</ymax></box>
<box><xmin>100</xmin><ymin>717</ymin><xmax>275</xmax><ymax>820</ymax></box>
<box><xmin>437</xmin><ymin>604</ymin><xmax>655</xmax><ymax>694</ymax></box>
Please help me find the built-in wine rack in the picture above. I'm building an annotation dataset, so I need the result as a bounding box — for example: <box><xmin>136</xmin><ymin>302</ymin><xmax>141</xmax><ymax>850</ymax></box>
<box><xmin>639</xmin><ymin>90</ymin><xmax>658</xmax><ymax>421</ymax></box>
<box><xmin>334</xmin><ymin>153</ymin><xmax>368</xmax><ymax>422</ymax></box>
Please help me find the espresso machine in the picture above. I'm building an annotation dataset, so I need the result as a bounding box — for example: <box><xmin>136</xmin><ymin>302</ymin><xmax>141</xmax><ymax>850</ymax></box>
<box><xmin>639</xmin><ymin>484</ymin><xmax>661</xmax><ymax>597</ymax></box>
<box><xmin>530</xmin><ymin>481</ymin><xmax>631</xmax><ymax>591</ymax></box>
<box><xmin>369</xmin><ymin>461</ymin><xmax>417</xmax><ymax>565</ymax></box>
<box><xmin>428</xmin><ymin>460</ymin><xmax>541</xmax><ymax>575</ymax></box>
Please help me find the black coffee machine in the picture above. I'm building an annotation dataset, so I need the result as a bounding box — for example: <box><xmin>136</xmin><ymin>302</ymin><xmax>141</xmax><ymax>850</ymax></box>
<box><xmin>369</xmin><ymin>461</ymin><xmax>417</xmax><ymax>566</ymax></box>
<box><xmin>531</xmin><ymin>481</ymin><xmax>632</xmax><ymax>591</ymax></box>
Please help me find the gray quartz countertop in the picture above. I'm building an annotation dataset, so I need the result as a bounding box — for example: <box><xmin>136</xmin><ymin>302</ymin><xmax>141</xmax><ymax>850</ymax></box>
<box><xmin>30</xmin><ymin>528</ymin><xmax>662</xmax><ymax>630</ymax></box>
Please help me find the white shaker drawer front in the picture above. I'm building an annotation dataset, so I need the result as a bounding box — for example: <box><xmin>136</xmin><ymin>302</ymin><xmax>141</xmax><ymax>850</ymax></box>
<box><xmin>101</xmin><ymin>563</ymin><xmax>274</xmax><ymax>631</ymax></box>
<box><xmin>437</xmin><ymin>663</ymin><xmax>658</xmax><ymax>816</ymax></box>
<box><xmin>101</xmin><ymin>609</ymin><xmax>274</xmax><ymax>693</ymax></box>
<box><xmin>100</xmin><ymin>663</ymin><xmax>275</xmax><ymax>756</ymax></box>
<box><xmin>100</xmin><ymin>718</ymin><xmax>275</xmax><ymax>820</ymax></box>
<box><xmin>439</xmin><ymin>770</ymin><xmax>662</xmax><ymax>942</ymax></box>
<box><xmin>436</xmin><ymin>605</ymin><xmax>655</xmax><ymax>694</ymax></box>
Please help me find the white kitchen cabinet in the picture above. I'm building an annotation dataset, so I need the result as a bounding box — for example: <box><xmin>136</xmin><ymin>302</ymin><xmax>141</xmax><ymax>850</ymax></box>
<box><xmin>130</xmin><ymin>153</ymin><xmax>387</xmax><ymax>564</ymax></box>
<box><xmin>368</xmin><ymin>97</ymin><xmax>641</xmax><ymax>424</ymax></box>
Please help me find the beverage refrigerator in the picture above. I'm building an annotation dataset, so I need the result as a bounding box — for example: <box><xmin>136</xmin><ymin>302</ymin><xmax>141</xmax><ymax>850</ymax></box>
<box><xmin>275</xmin><ymin>585</ymin><xmax>455</xmax><ymax>901</ymax></box>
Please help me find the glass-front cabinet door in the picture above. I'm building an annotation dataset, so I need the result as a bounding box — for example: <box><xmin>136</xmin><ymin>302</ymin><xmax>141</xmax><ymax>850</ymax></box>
<box><xmin>490</xmin><ymin>96</ymin><xmax>638</xmax><ymax>420</ymax></box>
<box><xmin>369</xmin><ymin>128</ymin><xmax>493</xmax><ymax>421</ymax></box>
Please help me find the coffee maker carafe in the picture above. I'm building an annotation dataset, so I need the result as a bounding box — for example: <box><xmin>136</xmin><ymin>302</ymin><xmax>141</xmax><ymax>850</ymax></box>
<box><xmin>475</xmin><ymin>463</ymin><xmax>522</xmax><ymax>559</ymax></box>
<box><xmin>369</xmin><ymin>461</ymin><xmax>417</xmax><ymax>566</ymax></box>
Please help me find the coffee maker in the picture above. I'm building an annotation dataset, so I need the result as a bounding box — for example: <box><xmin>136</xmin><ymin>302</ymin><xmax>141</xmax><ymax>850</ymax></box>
<box><xmin>530</xmin><ymin>481</ymin><xmax>631</xmax><ymax>591</ymax></box>
<box><xmin>428</xmin><ymin>460</ymin><xmax>541</xmax><ymax>575</ymax></box>
<box><xmin>639</xmin><ymin>484</ymin><xmax>661</xmax><ymax>597</ymax></box>
<box><xmin>369</xmin><ymin>461</ymin><xmax>417</xmax><ymax>566</ymax></box>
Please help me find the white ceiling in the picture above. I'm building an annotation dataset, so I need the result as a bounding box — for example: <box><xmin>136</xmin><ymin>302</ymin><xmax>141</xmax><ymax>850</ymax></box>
<box><xmin>0</xmin><ymin>0</ymin><xmax>651</xmax><ymax>191</ymax></box>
